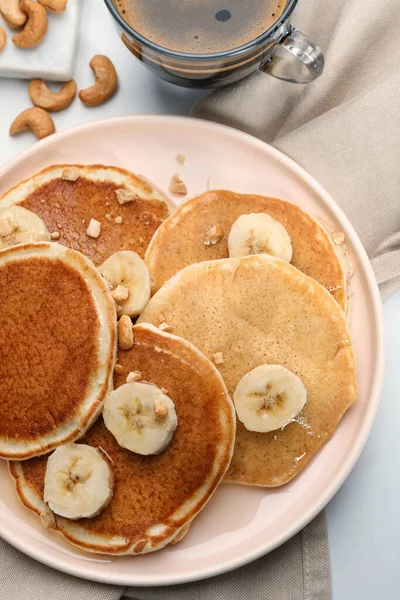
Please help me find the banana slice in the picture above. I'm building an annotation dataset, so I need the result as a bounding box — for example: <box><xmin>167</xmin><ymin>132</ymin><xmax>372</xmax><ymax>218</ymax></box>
<box><xmin>44</xmin><ymin>443</ymin><xmax>114</xmax><ymax>520</ymax></box>
<box><xmin>98</xmin><ymin>251</ymin><xmax>151</xmax><ymax>317</ymax></box>
<box><xmin>103</xmin><ymin>382</ymin><xmax>178</xmax><ymax>455</ymax></box>
<box><xmin>233</xmin><ymin>364</ymin><xmax>307</xmax><ymax>433</ymax></box>
<box><xmin>228</xmin><ymin>213</ymin><xmax>292</xmax><ymax>262</ymax></box>
<box><xmin>0</xmin><ymin>206</ymin><xmax>51</xmax><ymax>249</ymax></box>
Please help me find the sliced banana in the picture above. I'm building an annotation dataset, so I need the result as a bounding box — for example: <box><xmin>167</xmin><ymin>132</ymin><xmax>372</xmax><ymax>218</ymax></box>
<box><xmin>0</xmin><ymin>205</ymin><xmax>50</xmax><ymax>249</ymax></box>
<box><xmin>44</xmin><ymin>443</ymin><xmax>114</xmax><ymax>520</ymax></box>
<box><xmin>103</xmin><ymin>382</ymin><xmax>178</xmax><ymax>455</ymax></box>
<box><xmin>228</xmin><ymin>213</ymin><xmax>292</xmax><ymax>262</ymax></box>
<box><xmin>233</xmin><ymin>364</ymin><xmax>307</xmax><ymax>433</ymax></box>
<box><xmin>98</xmin><ymin>250</ymin><xmax>151</xmax><ymax>318</ymax></box>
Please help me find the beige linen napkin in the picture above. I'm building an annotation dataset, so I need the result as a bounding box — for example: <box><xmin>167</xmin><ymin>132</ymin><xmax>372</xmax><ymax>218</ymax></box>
<box><xmin>1</xmin><ymin>0</ymin><xmax>398</xmax><ymax>597</ymax></box>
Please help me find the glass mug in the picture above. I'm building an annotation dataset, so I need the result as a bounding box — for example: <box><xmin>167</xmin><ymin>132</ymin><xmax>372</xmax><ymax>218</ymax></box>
<box><xmin>103</xmin><ymin>0</ymin><xmax>324</xmax><ymax>88</ymax></box>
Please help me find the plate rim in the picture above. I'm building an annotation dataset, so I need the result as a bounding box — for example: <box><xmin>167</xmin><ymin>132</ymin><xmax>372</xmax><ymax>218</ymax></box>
<box><xmin>0</xmin><ymin>115</ymin><xmax>385</xmax><ymax>586</ymax></box>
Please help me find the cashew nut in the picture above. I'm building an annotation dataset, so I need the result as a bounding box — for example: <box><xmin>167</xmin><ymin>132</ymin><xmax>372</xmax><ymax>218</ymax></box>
<box><xmin>38</xmin><ymin>0</ymin><xmax>67</xmax><ymax>11</ymax></box>
<box><xmin>12</xmin><ymin>0</ymin><xmax>48</xmax><ymax>49</ymax></box>
<box><xmin>10</xmin><ymin>108</ymin><xmax>55</xmax><ymax>140</ymax></box>
<box><xmin>118</xmin><ymin>315</ymin><xmax>134</xmax><ymax>350</ymax></box>
<box><xmin>0</xmin><ymin>27</ymin><xmax>6</xmax><ymax>52</ymax></box>
<box><xmin>79</xmin><ymin>55</ymin><xmax>118</xmax><ymax>107</ymax></box>
<box><xmin>0</xmin><ymin>0</ymin><xmax>27</xmax><ymax>29</ymax></box>
<box><xmin>28</xmin><ymin>79</ymin><xmax>77</xmax><ymax>111</ymax></box>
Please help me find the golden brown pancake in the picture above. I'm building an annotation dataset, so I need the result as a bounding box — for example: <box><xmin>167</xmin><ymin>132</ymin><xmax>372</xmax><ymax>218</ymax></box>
<box><xmin>145</xmin><ymin>190</ymin><xmax>347</xmax><ymax>311</ymax></box>
<box><xmin>138</xmin><ymin>255</ymin><xmax>357</xmax><ymax>486</ymax></box>
<box><xmin>9</xmin><ymin>324</ymin><xmax>236</xmax><ymax>554</ymax></box>
<box><xmin>0</xmin><ymin>242</ymin><xmax>116</xmax><ymax>460</ymax></box>
<box><xmin>0</xmin><ymin>165</ymin><xmax>170</xmax><ymax>265</ymax></box>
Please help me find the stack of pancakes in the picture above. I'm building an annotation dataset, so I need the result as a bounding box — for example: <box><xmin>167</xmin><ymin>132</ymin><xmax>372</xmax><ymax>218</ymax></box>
<box><xmin>0</xmin><ymin>168</ymin><xmax>357</xmax><ymax>556</ymax></box>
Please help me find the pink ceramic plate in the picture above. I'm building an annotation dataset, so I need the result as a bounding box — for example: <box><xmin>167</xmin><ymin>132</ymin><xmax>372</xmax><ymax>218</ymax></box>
<box><xmin>0</xmin><ymin>116</ymin><xmax>384</xmax><ymax>586</ymax></box>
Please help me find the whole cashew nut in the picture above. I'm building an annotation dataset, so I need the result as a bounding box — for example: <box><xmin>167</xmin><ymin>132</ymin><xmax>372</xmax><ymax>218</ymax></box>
<box><xmin>28</xmin><ymin>79</ymin><xmax>77</xmax><ymax>111</ymax></box>
<box><xmin>79</xmin><ymin>55</ymin><xmax>118</xmax><ymax>107</ymax></box>
<box><xmin>10</xmin><ymin>108</ymin><xmax>55</xmax><ymax>140</ymax></box>
<box><xmin>12</xmin><ymin>0</ymin><xmax>48</xmax><ymax>49</ymax></box>
<box><xmin>0</xmin><ymin>27</ymin><xmax>6</xmax><ymax>52</ymax></box>
<box><xmin>38</xmin><ymin>0</ymin><xmax>68</xmax><ymax>12</ymax></box>
<box><xmin>0</xmin><ymin>0</ymin><xmax>27</xmax><ymax>29</ymax></box>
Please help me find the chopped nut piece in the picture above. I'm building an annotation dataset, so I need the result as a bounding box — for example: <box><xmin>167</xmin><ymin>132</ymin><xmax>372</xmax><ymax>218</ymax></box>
<box><xmin>126</xmin><ymin>371</ymin><xmax>142</xmax><ymax>383</ymax></box>
<box><xmin>114</xmin><ymin>216</ymin><xmax>123</xmax><ymax>224</ymax></box>
<box><xmin>161</xmin><ymin>387</ymin><xmax>169</xmax><ymax>395</ymax></box>
<box><xmin>114</xmin><ymin>363</ymin><xmax>124</xmax><ymax>374</ymax></box>
<box><xmin>213</xmin><ymin>352</ymin><xmax>224</xmax><ymax>365</ymax></box>
<box><xmin>40</xmin><ymin>506</ymin><xmax>56</xmax><ymax>530</ymax></box>
<box><xmin>51</xmin><ymin>231</ymin><xmax>60</xmax><ymax>240</ymax></box>
<box><xmin>57</xmin><ymin>223</ymin><xmax>62</xmax><ymax>229</ymax></box>
<box><xmin>154</xmin><ymin>400</ymin><xmax>169</xmax><ymax>419</ymax></box>
<box><xmin>159</xmin><ymin>321</ymin><xmax>171</xmax><ymax>332</ymax></box>
<box><xmin>86</xmin><ymin>218</ymin><xmax>101</xmax><ymax>239</ymax></box>
<box><xmin>176</xmin><ymin>153</ymin><xmax>186</xmax><ymax>165</ymax></box>
<box><xmin>61</xmin><ymin>167</ymin><xmax>80</xmax><ymax>181</ymax></box>
<box><xmin>105</xmin><ymin>201</ymin><xmax>110</xmax><ymax>206</ymax></box>
<box><xmin>112</xmin><ymin>284</ymin><xmax>129</xmax><ymax>303</ymax></box>
<box><xmin>139</xmin><ymin>236</ymin><xmax>144</xmax><ymax>243</ymax></box>
<box><xmin>40</xmin><ymin>198</ymin><xmax>45</xmax><ymax>204</ymax></box>
<box><xmin>105</xmin><ymin>213</ymin><xmax>112</xmax><ymax>222</ymax></box>
<box><xmin>204</xmin><ymin>225</ymin><xmax>223</xmax><ymax>246</ymax></box>
<box><xmin>116</xmin><ymin>188</ymin><xmax>137</xmax><ymax>205</ymax></box>
<box><xmin>169</xmin><ymin>174</ymin><xmax>187</xmax><ymax>195</ymax></box>
<box><xmin>332</xmin><ymin>231</ymin><xmax>346</xmax><ymax>245</ymax></box>
<box><xmin>118</xmin><ymin>315</ymin><xmax>133</xmax><ymax>350</ymax></box>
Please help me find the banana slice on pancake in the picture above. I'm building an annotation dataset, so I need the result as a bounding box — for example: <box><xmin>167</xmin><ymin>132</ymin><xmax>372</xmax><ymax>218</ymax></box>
<box><xmin>44</xmin><ymin>444</ymin><xmax>114</xmax><ymax>520</ymax></box>
<box><xmin>98</xmin><ymin>250</ymin><xmax>151</xmax><ymax>317</ymax></box>
<box><xmin>233</xmin><ymin>365</ymin><xmax>307</xmax><ymax>433</ymax></box>
<box><xmin>0</xmin><ymin>206</ymin><xmax>50</xmax><ymax>249</ymax></box>
<box><xmin>228</xmin><ymin>213</ymin><xmax>292</xmax><ymax>262</ymax></box>
<box><xmin>103</xmin><ymin>382</ymin><xmax>178</xmax><ymax>455</ymax></box>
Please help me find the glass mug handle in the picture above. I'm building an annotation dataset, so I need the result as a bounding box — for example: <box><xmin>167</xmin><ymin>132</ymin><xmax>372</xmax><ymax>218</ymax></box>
<box><xmin>261</xmin><ymin>25</ymin><xmax>325</xmax><ymax>83</ymax></box>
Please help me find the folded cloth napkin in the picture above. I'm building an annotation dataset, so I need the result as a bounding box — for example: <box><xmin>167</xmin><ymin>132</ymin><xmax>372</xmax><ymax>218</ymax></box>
<box><xmin>1</xmin><ymin>0</ymin><xmax>399</xmax><ymax>598</ymax></box>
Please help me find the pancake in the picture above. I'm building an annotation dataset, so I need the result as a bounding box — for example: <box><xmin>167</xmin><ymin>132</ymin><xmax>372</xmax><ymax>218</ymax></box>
<box><xmin>145</xmin><ymin>190</ymin><xmax>348</xmax><ymax>311</ymax></box>
<box><xmin>0</xmin><ymin>242</ymin><xmax>116</xmax><ymax>460</ymax></box>
<box><xmin>9</xmin><ymin>324</ymin><xmax>236</xmax><ymax>554</ymax></box>
<box><xmin>138</xmin><ymin>255</ymin><xmax>357</xmax><ymax>486</ymax></box>
<box><xmin>0</xmin><ymin>164</ymin><xmax>170</xmax><ymax>265</ymax></box>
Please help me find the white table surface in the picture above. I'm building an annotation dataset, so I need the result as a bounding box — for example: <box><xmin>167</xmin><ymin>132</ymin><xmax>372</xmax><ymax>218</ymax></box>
<box><xmin>0</xmin><ymin>1</ymin><xmax>398</xmax><ymax>598</ymax></box>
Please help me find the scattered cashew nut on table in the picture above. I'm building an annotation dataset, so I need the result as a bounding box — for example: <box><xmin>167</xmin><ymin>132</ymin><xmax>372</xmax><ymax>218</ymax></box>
<box><xmin>28</xmin><ymin>80</ymin><xmax>77</xmax><ymax>111</ymax></box>
<box><xmin>0</xmin><ymin>0</ymin><xmax>27</xmax><ymax>29</ymax></box>
<box><xmin>12</xmin><ymin>0</ymin><xmax>48</xmax><ymax>49</ymax></box>
<box><xmin>79</xmin><ymin>55</ymin><xmax>118</xmax><ymax>106</ymax></box>
<box><xmin>0</xmin><ymin>27</ymin><xmax>6</xmax><ymax>52</ymax></box>
<box><xmin>38</xmin><ymin>0</ymin><xmax>68</xmax><ymax>11</ymax></box>
<box><xmin>10</xmin><ymin>108</ymin><xmax>55</xmax><ymax>140</ymax></box>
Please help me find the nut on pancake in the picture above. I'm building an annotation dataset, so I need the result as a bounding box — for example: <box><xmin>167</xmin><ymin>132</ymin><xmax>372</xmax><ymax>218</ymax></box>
<box><xmin>138</xmin><ymin>255</ymin><xmax>357</xmax><ymax>486</ymax></box>
<box><xmin>9</xmin><ymin>324</ymin><xmax>236</xmax><ymax>554</ymax></box>
<box><xmin>0</xmin><ymin>165</ymin><xmax>170</xmax><ymax>265</ymax></box>
<box><xmin>145</xmin><ymin>190</ymin><xmax>347</xmax><ymax>311</ymax></box>
<box><xmin>0</xmin><ymin>243</ymin><xmax>116</xmax><ymax>460</ymax></box>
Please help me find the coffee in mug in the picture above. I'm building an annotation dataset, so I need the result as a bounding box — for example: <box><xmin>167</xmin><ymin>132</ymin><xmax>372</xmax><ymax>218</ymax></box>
<box><xmin>114</xmin><ymin>0</ymin><xmax>285</xmax><ymax>54</ymax></box>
